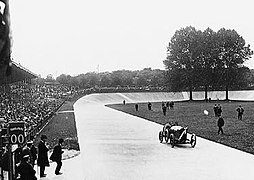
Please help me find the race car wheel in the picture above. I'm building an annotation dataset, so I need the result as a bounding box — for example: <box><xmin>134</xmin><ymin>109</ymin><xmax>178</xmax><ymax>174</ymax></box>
<box><xmin>170</xmin><ymin>134</ymin><xmax>175</xmax><ymax>148</ymax></box>
<box><xmin>165</xmin><ymin>130</ymin><xmax>169</xmax><ymax>143</ymax></box>
<box><xmin>159</xmin><ymin>131</ymin><xmax>163</xmax><ymax>143</ymax></box>
<box><xmin>190</xmin><ymin>134</ymin><xmax>197</xmax><ymax>148</ymax></box>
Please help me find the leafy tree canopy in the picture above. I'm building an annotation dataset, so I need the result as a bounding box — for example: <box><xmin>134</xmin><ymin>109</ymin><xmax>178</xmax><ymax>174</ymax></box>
<box><xmin>164</xmin><ymin>26</ymin><xmax>253</xmax><ymax>94</ymax></box>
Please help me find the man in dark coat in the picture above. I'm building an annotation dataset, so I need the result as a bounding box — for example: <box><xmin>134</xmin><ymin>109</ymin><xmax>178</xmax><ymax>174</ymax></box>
<box><xmin>16</xmin><ymin>155</ymin><xmax>37</xmax><ymax>180</ymax></box>
<box><xmin>217</xmin><ymin>104</ymin><xmax>222</xmax><ymax>117</ymax></box>
<box><xmin>37</xmin><ymin>135</ymin><xmax>49</xmax><ymax>177</ymax></box>
<box><xmin>30</xmin><ymin>138</ymin><xmax>37</xmax><ymax>168</ymax></box>
<box><xmin>217</xmin><ymin>116</ymin><xmax>224</xmax><ymax>135</ymax></box>
<box><xmin>169</xmin><ymin>101</ymin><xmax>174</xmax><ymax>109</ymax></box>
<box><xmin>213</xmin><ymin>104</ymin><xmax>218</xmax><ymax>117</ymax></box>
<box><xmin>135</xmin><ymin>103</ymin><xmax>138</xmax><ymax>111</ymax></box>
<box><xmin>50</xmin><ymin>138</ymin><xmax>64</xmax><ymax>175</ymax></box>
<box><xmin>162</xmin><ymin>104</ymin><xmax>167</xmax><ymax>116</ymax></box>
<box><xmin>147</xmin><ymin>102</ymin><xmax>152</xmax><ymax>110</ymax></box>
<box><xmin>236</xmin><ymin>104</ymin><xmax>244</xmax><ymax>120</ymax></box>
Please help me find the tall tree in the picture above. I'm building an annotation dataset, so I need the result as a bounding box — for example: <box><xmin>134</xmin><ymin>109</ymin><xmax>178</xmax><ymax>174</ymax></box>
<box><xmin>164</xmin><ymin>26</ymin><xmax>253</xmax><ymax>100</ymax></box>
<box><xmin>216</xmin><ymin>28</ymin><xmax>253</xmax><ymax>99</ymax></box>
<box><xmin>56</xmin><ymin>74</ymin><xmax>68</xmax><ymax>85</ymax></box>
<box><xmin>164</xmin><ymin>26</ymin><xmax>201</xmax><ymax>100</ymax></box>
<box><xmin>99</xmin><ymin>72</ymin><xmax>112</xmax><ymax>87</ymax></box>
<box><xmin>111</xmin><ymin>70</ymin><xmax>124</xmax><ymax>87</ymax></box>
<box><xmin>199</xmin><ymin>28</ymin><xmax>218</xmax><ymax>99</ymax></box>
<box><xmin>150</xmin><ymin>69</ymin><xmax>165</xmax><ymax>87</ymax></box>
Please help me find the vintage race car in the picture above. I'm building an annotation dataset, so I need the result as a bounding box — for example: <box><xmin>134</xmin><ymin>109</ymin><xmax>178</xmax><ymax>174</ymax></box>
<box><xmin>159</xmin><ymin>122</ymin><xmax>196</xmax><ymax>148</ymax></box>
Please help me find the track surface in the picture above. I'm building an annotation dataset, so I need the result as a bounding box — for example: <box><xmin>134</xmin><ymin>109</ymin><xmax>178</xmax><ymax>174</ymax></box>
<box><xmin>71</xmin><ymin>92</ymin><xmax>254</xmax><ymax>180</ymax></box>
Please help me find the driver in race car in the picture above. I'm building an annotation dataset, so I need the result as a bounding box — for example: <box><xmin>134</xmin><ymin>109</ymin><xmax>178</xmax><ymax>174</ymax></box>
<box><xmin>163</xmin><ymin>122</ymin><xmax>172</xmax><ymax>132</ymax></box>
<box><xmin>163</xmin><ymin>121</ymin><xmax>179</xmax><ymax>132</ymax></box>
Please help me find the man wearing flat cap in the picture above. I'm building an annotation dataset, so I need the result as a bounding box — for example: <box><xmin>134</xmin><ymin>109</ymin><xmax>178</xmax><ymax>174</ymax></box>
<box><xmin>37</xmin><ymin>135</ymin><xmax>49</xmax><ymax>177</ymax></box>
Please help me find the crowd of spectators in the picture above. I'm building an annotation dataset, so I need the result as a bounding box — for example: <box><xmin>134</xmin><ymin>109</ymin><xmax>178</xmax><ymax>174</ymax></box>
<box><xmin>0</xmin><ymin>81</ymin><xmax>165</xmax><ymax>144</ymax></box>
<box><xmin>0</xmin><ymin>81</ymin><xmax>165</xmax><ymax>175</ymax></box>
<box><xmin>0</xmin><ymin>82</ymin><xmax>76</xmax><ymax>143</ymax></box>
<box><xmin>0</xmin><ymin>83</ymin><xmax>167</xmax><ymax>138</ymax></box>
<box><xmin>0</xmin><ymin>81</ymin><xmax>80</xmax><ymax>179</ymax></box>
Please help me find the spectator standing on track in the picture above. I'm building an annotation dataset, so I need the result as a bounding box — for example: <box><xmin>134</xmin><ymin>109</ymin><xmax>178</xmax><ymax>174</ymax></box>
<box><xmin>217</xmin><ymin>104</ymin><xmax>222</xmax><ymax>117</ymax></box>
<box><xmin>217</xmin><ymin>116</ymin><xmax>224</xmax><ymax>135</ymax></box>
<box><xmin>236</xmin><ymin>104</ymin><xmax>244</xmax><ymax>120</ymax></box>
<box><xmin>50</xmin><ymin>138</ymin><xmax>64</xmax><ymax>175</ymax></box>
<box><xmin>37</xmin><ymin>135</ymin><xmax>50</xmax><ymax>178</ymax></box>
<box><xmin>169</xmin><ymin>101</ymin><xmax>174</xmax><ymax>109</ymax></box>
<box><xmin>161</xmin><ymin>102</ymin><xmax>165</xmax><ymax>109</ymax></box>
<box><xmin>162</xmin><ymin>103</ymin><xmax>167</xmax><ymax>116</ymax></box>
<box><xmin>135</xmin><ymin>103</ymin><xmax>138</xmax><ymax>111</ymax></box>
<box><xmin>213</xmin><ymin>104</ymin><xmax>218</xmax><ymax>117</ymax></box>
<box><xmin>148</xmin><ymin>102</ymin><xmax>152</xmax><ymax>110</ymax></box>
<box><xmin>166</xmin><ymin>102</ymin><xmax>169</xmax><ymax>109</ymax></box>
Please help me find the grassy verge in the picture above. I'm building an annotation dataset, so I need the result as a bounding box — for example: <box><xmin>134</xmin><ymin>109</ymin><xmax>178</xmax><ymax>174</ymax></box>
<box><xmin>34</xmin><ymin>95</ymin><xmax>82</xmax><ymax>152</ymax></box>
<box><xmin>107</xmin><ymin>100</ymin><xmax>254</xmax><ymax>155</ymax></box>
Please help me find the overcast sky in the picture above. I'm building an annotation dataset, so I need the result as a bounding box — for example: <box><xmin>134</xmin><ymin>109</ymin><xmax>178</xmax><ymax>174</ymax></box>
<box><xmin>9</xmin><ymin>0</ymin><xmax>254</xmax><ymax>78</ymax></box>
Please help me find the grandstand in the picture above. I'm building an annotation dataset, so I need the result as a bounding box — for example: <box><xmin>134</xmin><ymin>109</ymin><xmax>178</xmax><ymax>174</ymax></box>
<box><xmin>0</xmin><ymin>1</ymin><xmax>41</xmax><ymax>179</ymax></box>
<box><xmin>0</xmin><ymin>60</ymin><xmax>37</xmax><ymax>87</ymax></box>
<box><xmin>0</xmin><ymin>60</ymin><xmax>67</xmax><ymax>179</ymax></box>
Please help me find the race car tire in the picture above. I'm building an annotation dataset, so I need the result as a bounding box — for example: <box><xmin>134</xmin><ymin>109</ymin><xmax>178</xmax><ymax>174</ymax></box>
<box><xmin>165</xmin><ymin>129</ymin><xmax>169</xmax><ymax>143</ymax></box>
<box><xmin>159</xmin><ymin>131</ymin><xmax>163</xmax><ymax>143</ymax></box>
<box><xmin>170</xmin><ymin>134</ymin><xmax>175</xmax><ymax>148</ymax></box>
<box><xmin>190</xmin><ymin>134</ymin><xmax>197</xmax><ymax>148</ymax></box>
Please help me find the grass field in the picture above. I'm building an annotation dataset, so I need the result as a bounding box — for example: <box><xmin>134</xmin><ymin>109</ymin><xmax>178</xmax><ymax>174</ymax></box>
<box><xmin>107</xmin><ymin>100</ymin><xmax>254</xmax><ymax>155</ymax></box>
